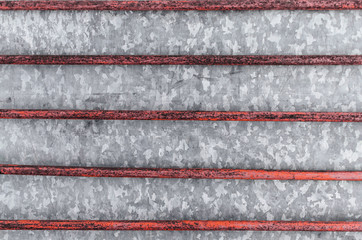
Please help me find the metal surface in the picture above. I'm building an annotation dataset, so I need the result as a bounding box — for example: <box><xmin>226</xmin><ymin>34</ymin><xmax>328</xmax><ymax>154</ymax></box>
<box><xmin>0</xmin><ymin>2</ymin><xmax>361</xmax><ymax>239</ymax></box>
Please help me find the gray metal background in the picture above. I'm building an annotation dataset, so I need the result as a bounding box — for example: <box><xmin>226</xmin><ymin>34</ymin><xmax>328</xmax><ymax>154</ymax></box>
<box><xmin>0</xmin><ymin>9</ymin><xmax>361</xmax><ymax>239</ymax></box>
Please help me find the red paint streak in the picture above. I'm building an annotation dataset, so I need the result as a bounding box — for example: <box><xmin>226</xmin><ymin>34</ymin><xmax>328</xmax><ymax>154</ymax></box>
<box><xmin>0</xmin><ymin>55</ymin><xmax>362</xmax><ymax>65</ymax></box>
<box><xmin>0</xmin><ymin>220</ymin><xmax>361</xmax><ymax>231</ymax></box>
<box><xmin>1</xmin><ymin>165</ymin><xmax>361</xmax><ymax>181</ymax></box>
<box><xmin>1</xmin><ymin>0</ymin><xmax>362</xmax><ymax>11</ymax></box>
<box><xmin>0</xmin><ymin>110</ymin><xmax>360</xmax><ymax>122</ymax></box>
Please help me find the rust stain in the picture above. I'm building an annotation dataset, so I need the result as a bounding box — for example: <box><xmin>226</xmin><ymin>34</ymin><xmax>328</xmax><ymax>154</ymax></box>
<box><xmin>0</xmin><ymin>110</ymin><xmax>360</xmax><ymax>122</ymax></box>
<box><xmin>0</xmin><ymin>55</ymin><xmax>362</xmax><ymax>65</ymax></box>
<box><xmin>0</xmin><ymin>0</ymin><xmax>362</xmax><ymax>11</ymax></box>
<box><xmin>0</xmin><ymin>220</ymin><xmax>361</xmax><ymax>231</ymax></box>
<box><xmin>1</xmin><ymin>165</ymin><xmax>361</xmax><ymax>181</ymax></box>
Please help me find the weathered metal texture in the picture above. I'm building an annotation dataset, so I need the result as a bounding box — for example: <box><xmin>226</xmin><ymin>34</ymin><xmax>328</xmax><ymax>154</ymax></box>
<box><xmin>1</xmin><ymin>0</ymin><xmax>362</xmax><ymax>11</ymax></box>
<box><xmin>0</xmin><ymin>109</ymin><xmax>360</xmax><ymax>122</ymax></box>
<box><xmin>0</xmin><ymin>220</ymin><xmax>361</xmax><ymax>231</ymax></box>
<box><xmin>1</xmin><ymin>165</ymin><xmax>361</xmax><ymax>181</ymax></box>
<box><xmin>1</xmin><ymin>55</ymin><xmax>362</xmax><ymax>65</ymax></box>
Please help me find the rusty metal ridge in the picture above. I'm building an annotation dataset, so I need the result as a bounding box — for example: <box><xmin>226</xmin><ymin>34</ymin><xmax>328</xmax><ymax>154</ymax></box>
<box><xmin>1</xmin><ymin>165</ymin><xmax>362</xmax><ymax>181</ymax></box>
<box><xmin>0</xmin><ymin>220</ymin><xmax>361</xmax><ymax>231</ymax></box>
<box><xmin>1</xmin><ymin>55</ymin><xmax>362</xmax><ymax>65</ymax></box>
<box><xmin>1</xmin><ymin>0</ymin><xmax>362</xmax><ymax>11</ymax></box>
<box><xmin>0</xmin><ymin>110</ymin><xmax>361</xmax><ymax>122</ymax></box>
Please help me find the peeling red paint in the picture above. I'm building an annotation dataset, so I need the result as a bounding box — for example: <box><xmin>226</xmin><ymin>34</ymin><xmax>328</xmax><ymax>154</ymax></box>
<box><xmin>1</xmin><ymin>0</ymin><xmax>362</xmax><ymax>11</ymax></box>
<box><xmin>0</xmin><ymin>109</ymin><xmax>360</xmax><ymax>122</ymax></box>
<box><xmin>0</xmin><ymin>220</ymin><xmax>361</xmax><ymax>231</ymax></box>
<box><xmin>1</xmin><ymin>55</ymin><xmax>362</xmax><ymax>65</ymax></box>
<box><xmin>0</xmin><ymin>165</ymin><xmax>361</xmax><ymax>181</ymax></box>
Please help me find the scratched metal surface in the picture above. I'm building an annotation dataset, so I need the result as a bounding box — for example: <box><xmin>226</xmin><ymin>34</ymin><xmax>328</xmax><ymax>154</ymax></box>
<box><xmin>0</xmin><ymin>9</ymin><xmax>361</xmax><ymax>240</ymax></box>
